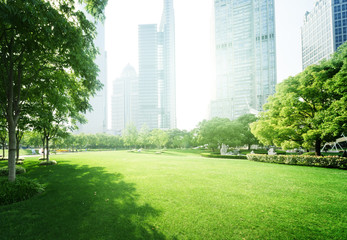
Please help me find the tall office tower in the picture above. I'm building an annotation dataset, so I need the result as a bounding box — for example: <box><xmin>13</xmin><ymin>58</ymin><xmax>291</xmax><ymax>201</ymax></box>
<box><xmin>210</xmin><ymin>0</ymin><xmax>277</xmax><ymax>120</ymax></box>
<box><xmin>112</xmin><ymin>64</ymin><xmax>138</xmax><ymax>134</ymax></box>
<box><xmin>75</xmin><ymin>9</ymin><xmax>108</xmax><ymax>134</ymax></box>
<box><xmin>138</xmin><ymin>24</ymin><xmax>159</xmax><ymax>130</ymax></box>
<box><xmin>301</xmin><ymin>0</ymin><xmax>347</xmax><ymax>70</ymax></box>
<box><xmin>159</xmin><ymin>0</ymin><xmax>176</xmax><ymax>129</ymax></box>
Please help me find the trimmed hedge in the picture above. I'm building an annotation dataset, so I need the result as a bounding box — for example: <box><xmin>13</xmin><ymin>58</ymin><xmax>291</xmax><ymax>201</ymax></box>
<box><xmin>247</xmin><ymin>154</ymin><xmax>347</xmax><ymax>169</ymax></box>
<box><xmin>201</xmin><ymin>153</ymin><xmax>247</xmax><ymax>160</ymax></box>
<box><xmin>0</xmin><ymin>176</ymin><xmax>45</xmax><ymax>205</ymax></box>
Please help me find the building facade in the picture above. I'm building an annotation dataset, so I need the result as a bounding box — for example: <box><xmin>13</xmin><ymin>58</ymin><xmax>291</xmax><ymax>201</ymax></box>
<box><xmin>301</xmin><ymin>0</ymin><xmax>347</xmax><ymax>69</ymax></box>
<box><xmin>159</xmin><ymin>0</ymin><xmax>176</xmax><ymax>129</ymax></box>
<box><xmin>112</xmin><ymin>64</ymin><xmax>138</xmax><ymax>135</ymax></box>
<box><xmin>137</xmin><ymin>0</ymin><xmax>176</xmax><ymax>130</ymax></box>
<box><xmin>210</xmin><ymin>0</ymin><xmax>277</xmax><ymax>120</ymax></box>
<box><xmin>138</xmin><ymin>24</ymin><xmax>159</xmax><ymax>130</ymax></box>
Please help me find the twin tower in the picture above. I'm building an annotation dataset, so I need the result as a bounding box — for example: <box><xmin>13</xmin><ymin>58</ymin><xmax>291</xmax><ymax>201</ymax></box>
<box><xmin>112</xmin><ymin>0</ymin><xmax>176</xmax><ymax>134</ymax></box>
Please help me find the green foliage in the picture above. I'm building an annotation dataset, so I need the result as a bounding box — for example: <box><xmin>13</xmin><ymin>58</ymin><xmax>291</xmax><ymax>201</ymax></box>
<box><xmin>0</xmin><ymin>165</ymin><xmax>26</xmax><ymax>176</ymax></box>
<box><xmin>0</xmin><ymin>176</ymin><xmax>44</xmax><ymax>205</ymax></box>
<box><xmin>200</xmin><ymin>153</ymin><xmax>247</xmax><ymax>160</ymax></box>
<box><xmin>247</xmin><ymin>154</ymin><xmax>347</xmax><ymax>169</ymax></box>
<box><xmin>251</xmin><ymin>42</ymin><xmax>347</xmax><ymax>155</ymax></box>
<box><xmin>198</xmin><ymin>117</ymin><xmax>242</xmax><ymax>151</ymax></box>
<box><xmin>149</xmin><ymin>129</ymin><xmax>169</xmax><ymax>149</ymax></box>
<box><xmin>122</xmin><ymin>123</ymin><xmax>138</xmax><ymax>148</ymax></box>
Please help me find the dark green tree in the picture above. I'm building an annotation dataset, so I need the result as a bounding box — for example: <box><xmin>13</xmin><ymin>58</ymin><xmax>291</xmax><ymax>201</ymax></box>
<box><xmin>251</xmin><ymin>42</ymin><xmax>347</xmax><ymax>155</ymax></box>
<box><xmin>0</xmin><ymin>0</ymin><xmax>107</xmax><ymax>181</ymax></box>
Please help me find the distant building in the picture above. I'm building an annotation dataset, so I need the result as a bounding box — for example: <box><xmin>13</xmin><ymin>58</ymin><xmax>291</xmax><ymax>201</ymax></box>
<box><xmin>112</xmin><ymin>64</ymin><xmax>138</xmax><ymax>135</ymax></box>
<box><xmin>137</xmin><ymin>0</ymin><xmax>176</xmax><ymax>130</ymax></box>
<box><xmin>75</xmin><ymin>10</ymin><xmax>107</xmax><ymax>134</ymax></box>
<box><xmin>138</xmin><ymin>24</ymin><xmax>159</xmax><ymax>130</ymax></box>
<box><xmin>159</xmin><ymin>0</ymin><xmax>176</xmax><ymax>129</ymax></box>
<box><xmin>301</xmin><ymin>0</ymin><xmax>347</xmax><ymax>69</ymax></box>
<box><xmin>210</xmin><ymin>0</ymin><xmax>277</xmax><ymax>120</ymax></box>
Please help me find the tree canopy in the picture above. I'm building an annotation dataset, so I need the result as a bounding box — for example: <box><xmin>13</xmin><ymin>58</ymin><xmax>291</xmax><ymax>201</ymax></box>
<box><xmin>251</xmin><ymin>42</ymin><xmax>347</xmax><ymax>155</ymax></box>
<box><xmin>0</xmin><ymin>0</ymin><xmax>107</xmax><ymax>181</ymax></box>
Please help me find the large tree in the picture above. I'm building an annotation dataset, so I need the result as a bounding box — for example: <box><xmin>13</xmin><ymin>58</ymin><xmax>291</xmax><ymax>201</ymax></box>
<box><xmin>0</xmin><ymin>0</ymin><xmax>107</xmax><ymax>181</ymax></box>
<box><xmin>235</xmin><ymin>114</ymin><xmax>259</xmax><ymax>150</ymax></box>
<box><xmin>251</xmin><ymin>42</ymin><xmax>347</xmax><ymax>155</ymax></box>
<box><xmin>198</xmin><ymin>118</ymin><xmax>242</xmax><ymax>152</ymax></box>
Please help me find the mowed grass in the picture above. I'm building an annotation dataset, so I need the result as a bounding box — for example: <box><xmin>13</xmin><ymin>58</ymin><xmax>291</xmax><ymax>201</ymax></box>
<box><xmin>0</xmin><ymin>150</ymin><xmax>346</xmax><ymax>240</ymax></box>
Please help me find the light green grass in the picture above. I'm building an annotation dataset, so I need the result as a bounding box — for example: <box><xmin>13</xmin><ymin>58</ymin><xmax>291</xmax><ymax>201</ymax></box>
<box><xmin>0</xmin><ymin>150</ymin><xmax>346</xmax><ymax>239</ymax></box>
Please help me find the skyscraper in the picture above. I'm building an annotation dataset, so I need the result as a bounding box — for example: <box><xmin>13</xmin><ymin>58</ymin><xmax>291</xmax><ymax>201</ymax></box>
<box><xmin>159</xmin><ymin>0</ymin><xmax>176</xmax><ymax>129</ymax></box>
<box><xmin>112</xmin><ymin>64</ymin><xmax>138</xmax><ymax>134</ymax></box>
<box><xmin>137</xmin><ymin>0</ymin><xmax>176</xmax><ymax>130</ymax></box>
<box><xmin>210</xmin><ymin>0</ymin><xmax>277</xmax><ymax>120</ymax></box>
<box><xmin>138</xmin><ymin>24</ymin><xmax>159</xmax><ymax>130</ymax></box>
<box><xmin>301</xmin><ymin>0</ymin><xmax>347</xmax><ymax>70</ymax></box>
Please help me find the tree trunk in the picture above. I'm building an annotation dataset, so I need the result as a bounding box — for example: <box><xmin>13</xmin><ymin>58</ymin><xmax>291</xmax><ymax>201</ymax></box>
<box><xmin>41</xmin><ymin>137</ymin><xmax>45</xmax><ymax>159</ymax></box>
<box><xmin>8</xmin><ymin>123</ymin><xmax>16</xmax><ymax>182</ymax></box>
<box><xmin>248</xmin><ymin>144</ymin><xmax>251</xmax><ymax>150</ymax></box>
<box><xmin>46</xmin><ymin>136</ymin><xmax>49</xmax><ymax>162</ymax></box>
<box><xmin>315</xmin><ymin>138</ymin><xmax>322</xmax><ymax>156</ymax></box>
<box><xmin>2</xmin><ymin>143</ymin><xmax>4</xmax><ymax>159</ymax></box>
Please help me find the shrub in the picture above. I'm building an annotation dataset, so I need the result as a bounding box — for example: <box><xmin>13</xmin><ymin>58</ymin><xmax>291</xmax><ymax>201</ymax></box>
<box><xmin>201</xmin><ymin>153</ymin><xmax>247</xmax><ymax>160</ymax></box>
<box><xmin>0</xmin><ymin>176</ymin><xmax>45</xmax><ymax>206</ymax></box>
<box><xmin>39</xmin><ymin>160</ymin><xmax>57</xmax><ymax>165</ymax></box>
<box><xmin>0</xmin><ymin>166</ymin><xmax>26</xmax><ymax>176</ymax></box>
<box><xmin>247</xmin><ymin>154</ymin><xmax>347</xmax><ymax>169</ymax></box>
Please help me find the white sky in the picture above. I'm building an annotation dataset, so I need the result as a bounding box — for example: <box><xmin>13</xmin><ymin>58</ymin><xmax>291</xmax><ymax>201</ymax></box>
<box><xmin>105</xmin><ymin>0</ymin><xmax>316</xmax><ymax>131</ymax></box>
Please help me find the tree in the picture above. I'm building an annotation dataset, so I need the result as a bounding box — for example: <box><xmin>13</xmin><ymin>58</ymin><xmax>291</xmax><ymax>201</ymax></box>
<box><xmin>137</xmin><ymin>124</ymin><xmax>150</xmax><ymax>148</ymax></box>
<box><xmin>122</xmin><ymin>123</ymin><xmax>138</xmax><ymax>148</ymax></box>
<box><xmin>251</xmin><ymin>42</ymin><xmax>347</xmax><ymax>155</ymax></box>
<box><xmin>0</xmin><ymin>0</ymin><xmax>107</xmax><ymax>181</ymax></box>
<box><xmin>149</xmin><ymin>129</ymin><xmax>169</xmax><ymax>149</ymax></box>
<box><xmin>198</xmin><ymin>118</ymin><xmax>242</xmax><ymax>152</ymax></box>
<box><xmin>235</xmin><ymin>114</ymin><xmax>259</xmax><ymax>150</ymax></box>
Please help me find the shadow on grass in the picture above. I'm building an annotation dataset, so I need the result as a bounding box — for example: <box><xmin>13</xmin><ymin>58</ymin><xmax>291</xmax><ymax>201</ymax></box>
<box><xmin>0</xmin><ymin>161</ymin><xmax>166</xmax><ymax>240</ymax></box>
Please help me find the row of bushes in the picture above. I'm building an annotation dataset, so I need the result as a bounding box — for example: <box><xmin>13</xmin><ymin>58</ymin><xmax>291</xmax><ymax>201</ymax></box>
<box><xmin>246</xmin><ymin>154</ymin><xmax>347</xmax><ymax>169</ymax></box>
<box><xmin>201</xmin><ymin>153</ymin><xmax>247</xmax><ymax>160</ymax></box>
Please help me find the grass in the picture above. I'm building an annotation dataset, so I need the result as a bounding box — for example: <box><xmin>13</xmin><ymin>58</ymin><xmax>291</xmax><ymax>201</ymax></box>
<box><xmin>0</xmin><ymin>150</ymin><xmax>346</xmax><ymax>240</ymax></box>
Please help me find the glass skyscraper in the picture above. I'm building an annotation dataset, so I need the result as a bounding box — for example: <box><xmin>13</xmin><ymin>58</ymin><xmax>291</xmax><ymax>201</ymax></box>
<box><xmin>301</xmin><ymin>0</ymin><xmax>347</xmax><ymax>70</ymax></box>
<box><xmin>112</xmin><ymin>64</ymin><xmax>138</xmax><ymax>135</ymax></box>
<box><xmin>137</xmin><ymin>0</ymin><xmax>176</xmax><ymax>130</ymax></box>
<box><xmin>210</xmin><ymin>0</ymin><xmax>277</xmax><ymax>120</ymax></box>
<box><xmin>138</xmin><ymin>24</ymin><xmax>159</xmax><ymax>130</ymax></box>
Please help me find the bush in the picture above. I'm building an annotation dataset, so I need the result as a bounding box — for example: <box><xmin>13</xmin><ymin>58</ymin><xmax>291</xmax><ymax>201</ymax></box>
<box><xmin>201</xmin><ymin>153</ymin><xmax>247</xmax><ymax>160</ymax></box>
<box><xmin>39</xmin><ymin>160</ymin><xmax>57</xmax><ymax>165</ymax></box>
<box><xmin>0</xmin><ymin>166</ymin><xmax>26</xmax><ymax>176</ymax></box>
<box><xmin>247</xmin><ymin>154</ymin><xmax>347</xmax><ymax>169</ymax></box>
<box><xmin>0</xmin><ymin>176</ymin><xmax>45</xmax><ymax>205</ymax></box>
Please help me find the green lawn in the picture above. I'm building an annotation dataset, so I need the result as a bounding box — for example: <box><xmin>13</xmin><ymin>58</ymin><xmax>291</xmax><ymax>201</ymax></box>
<box><xmin>0</xmin><ymin>150</ymin><xmax>346</xmax><ymax>240</ymax></box>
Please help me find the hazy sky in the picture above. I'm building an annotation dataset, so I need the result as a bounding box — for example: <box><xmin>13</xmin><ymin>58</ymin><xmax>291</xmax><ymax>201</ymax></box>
<box><xmin>105</xmin><ymin>0</ymin><xmax>316</xmax><ymax>130</ymax></box>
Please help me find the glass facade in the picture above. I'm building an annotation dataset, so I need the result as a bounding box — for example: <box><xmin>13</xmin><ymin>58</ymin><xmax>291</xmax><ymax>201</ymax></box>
<box><xmin>211</xmin><ymin>0</ymin><xmax>277</xmax><ymax>120</ymax></box>
<box><xmin>112</xmin><ymin>65</ymin><xmax>138</xmax><ymax>134</ymax></box>
<box><xmin>138</xmin><ymin>24</ymin><xmax>159</xmax><ymax>130</ymax></box>
<box><xmin>159</xmin><ymin>0</ymin><xmax>176</xmax><ymax>129</ymax></box>
<box><xmin>301</xmin><ymin>0</ymin><xmax>347</xmax><ymax>69</ymax></box>
<box><xmin>137</xmin><ymin>0</ymin><xmax>176</xmax><ymax>130</ymax></box>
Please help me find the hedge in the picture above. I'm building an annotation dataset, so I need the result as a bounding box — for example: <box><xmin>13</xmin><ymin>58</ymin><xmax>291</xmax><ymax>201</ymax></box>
<box><xmin>201</xmin><ymin>153</ymin><xmax>247</xmax><ymax>160</ymax></box>
<box><xmin>247</xmin><ymin>154</ymin><xmax>347</xmax><ymax>169</ymax></box>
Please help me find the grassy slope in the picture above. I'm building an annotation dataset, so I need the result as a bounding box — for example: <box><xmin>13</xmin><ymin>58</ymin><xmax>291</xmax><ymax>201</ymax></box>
<box><xmin>0</xmin><ymin>150</ymin><xmax>346</xmax><ymax>240</ymax></box>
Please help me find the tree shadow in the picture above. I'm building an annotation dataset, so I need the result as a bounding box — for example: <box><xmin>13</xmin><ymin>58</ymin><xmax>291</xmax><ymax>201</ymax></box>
<box><xmin>0</xmin><ymin>161</ymin><xmax>166</xmax><ymax>240</ymax></box>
